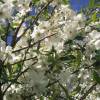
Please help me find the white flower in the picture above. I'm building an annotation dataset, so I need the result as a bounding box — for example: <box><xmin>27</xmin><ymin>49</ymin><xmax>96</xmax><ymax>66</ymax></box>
<box><xmin>94</xmin><ymin>40</ymin><xmax>100</xmax><ymax>50</ymax></box>
<box><xmin>5</xmin><ymin>46</ymin><xmax>12</xmax><ymax>53</ymax></box>
<box><xmin>85</xmin><ymin>26</ymin><xmax>91</xmax><ymax>32</ymax></box>
<box><xmin>89</xmin><ymin>30</ymin><xmax>100</xmax><ymax>40</ymax></box>
<box><xmin>31</xmin><ymin>26</ymin><xmax>45</xmax><ymax>39</ymax></box>
<box><xmin>31</xmin><ymin>21</ymin><xmax>50</xmax><ymax>40</ymax></box>
<box><xmin>11</xmin><ymin>54</ymin><xmax>22</xmax><ymax>62</ymax></box>
<box><xmin>88</xmin><ymin>30</ymin><xmax>100</xmax><ymax>50</ymax></box>
<box><xmin>24</xmin><ymin>70</ymin><xmax>48</xmax><ymax>95</ymax></box>
<box><xmin>74</xmin><ymin>13</ymin><xmax>86</xmax><ymax>22</ymax></box>
<box><xmin>3</xmin><ymin>0</ymin><xmax>14</xmax><ymax>3</ymax></box>
<box><xmin>63</xmin><ymin>21</ymin><xmax>78</xmax><ymax>40</ymax></box>
<box><xmin>0</xmin><ymin>2</ymin><xmax>14</xmax><ymax>18</ymax></box>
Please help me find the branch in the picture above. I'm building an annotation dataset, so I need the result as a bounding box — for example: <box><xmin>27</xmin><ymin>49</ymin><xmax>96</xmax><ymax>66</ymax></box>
<box><xmin>11</xmin><ymin>56</ymin><xmax>37</xmax><ymax>65</ymax></box>
<box><xmin>72</xmin><ymin>64</ymin><xmax>93</xmax><ymax>74</ymax></box>
<box><xmin>12</xmin><ymin>32</ymin><xmax>57</xmax><ymax>53</ymax></box>
<box><xmin>11</xmin><ymin>1</ymin><xmax>33</xmax><ymax>48</ymax></box>
<box><xmin>11</xmin><ymin>17</ymin><xmax>25</xmax><ymax>48</ymax></box>
<box><xmin>79</xmin><ymin>83</ymin><xmax>97</xmax><ymax>100</ymax></box>
<box><xmin>13</xmin><ymin>0</ymin><xmax>54</xmax><ymax>48</ymax></box>
<box><xmin>2</xmin><ymin>61</ymin><xmax>37</xmax><ymax>95</ymax></box>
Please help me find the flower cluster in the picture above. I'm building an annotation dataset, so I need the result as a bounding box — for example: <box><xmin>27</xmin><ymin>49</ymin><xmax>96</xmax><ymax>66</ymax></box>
<box><xmin>31</xmin><ymin>4</ymin><xmax>86</xmax><ymax>52</ymax></box>
<box><xmin>0</xmin><ymin>0</ymin><xmax>100</xmax><ymax>100</ymax></box>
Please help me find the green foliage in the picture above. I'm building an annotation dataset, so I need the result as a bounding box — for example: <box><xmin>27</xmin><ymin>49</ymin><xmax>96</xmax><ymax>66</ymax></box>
<box><xmin>0</xmin><ymin>25</ymin><xmax>7</xmax><ymax>40</ymax></box>
<box><xmin>46</xmin><ymin>46</ymin><xmax>63</xmax><ymax>74</ymax></box>
<box><xmin>0</xmin><ymin>0</ymin><xmax>4</xmax><ymax>3</ymax></box>
<box><xmin>92</xmin><ymin>12</ymin><xmax>97</xmax><ymax>22</ymax></box>
<box><xmin>74</xmin><ymin>35</ymin><xmax>84</xmax><ymax>41</ymax></box>
<box><xmin>93</xmin><ymin>61</ymin><xmax>100</xmax><ymax>70</ymax></box>
<box><xmin>93</xmin><ymin>71</ymin><xmax>100</xmax><ymax>84</ymax></box>
<box><xmin>61</xmin><ymin>0</ymin><xmax>69</xmax><ymax>4</ymax></box>
<box><xmin>92</xmin><ymin>50</ymin><xmax>100</xmax><ymax>69</ymax></box>
<box><xmin>42</xmin><ymin>7</ymin><xmax>50</xmax><ymax>20</ymax></box>
<box><xmin>59</xmin><ymin>55</ymin><xmax>76</xmax><ymax>61</ymax></box>
<box><xmin>32</xmin><ymin>0</ymin><xmax>40</xmax><ymax>4</ymax></box>
<box><xmin>89</xmin><ymin>0</ymin><xmax>95</xmax><ymax>8</ymax></box>
<box><xmin>13</xmin><ymin>63</ymin><xmax>22</xmax><ymax>74</ymax></box>
<box><xmin>93</xmin><ymin>51</ymin><xmax>100</xmax><ymax>61</ymax></box>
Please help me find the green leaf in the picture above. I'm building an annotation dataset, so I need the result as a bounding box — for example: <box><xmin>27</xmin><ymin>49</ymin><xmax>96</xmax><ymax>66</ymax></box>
<box><xmin>75</xmin><ymin>35</ymin><xmax>84</xmax><ymax>40</ymax></box>
<box><xmin>13</xmin><ymin>63</ymin><xmax>22</xmax><ymax>74</ymax></box>
<box><xmin>59</xmin><ymin>55</ymin><xmax>76</xmax><ymax>61</ymax></box>
<box><xmin>11</xmin><ymin>21</ymin><xmax>21</xmax><ymax>28</ymax></box>
<box><xmin>93</xmin><ymin>71</ymin><xmax>100</xmax><ymax>84</ymax></box>
<box><xmin>92</xmin><ymin>55</ymin><xmax>100</xmax><ymax>62</ymax></box>
<box><xmin>0</xmin><ymin>25</ymin><xmax>6</xmax><ymax>34</ymax></box>
<box><xmin>64</xmin><ymin>40</ymin><xmax>73</xmax><ymax>45</ymax></box>
<box><xmin>89</xmin><ymin>0</ymin><xmax>95</xmax><ymax>8</ymax></box>
<box><xmin>32</xmin><ymin>0</ymin><xmax>40</xmax><ymax>4</ymax></box>
<box><xmin>42</xmin><ymin>8</ymin><xmax>49</xmax><ymax>19</ymax></box>
<box><xmin>95</xmin><ymin>50</ymin><xmax>100</xmax><ymax>55</ymax></box>
<box><xmin>40</xmin><ymin>96</ymin><xmax>44</xmax><ymax>100</ymax></box>
<box><xmin>92</xmin><ymin>61</ymin><xmax>100</xmax><ymax>70</ymax></box>
<box><xmin>92</xmin><ymin>12</ymin><xmax>97</xmax><ymax>22</ymax></box>
<box><xmin>32</xmin><ymin>0</ymin><xmax>39</xmax><ymax>3</ymax></box>
<box><xmin>0</xmin><ymin>0</ymin><xmax>5</xmax><ymax>3</ymax></box>
<box><xmin>2</xmin><ymin>67</ymin><xmax>8</xmax><ymax>82</ymax></box>
<box><xmin>6</xmin><ymin>63</ymin><xmax>12</xmax><ymax>74</ymax></box>
<box><xmin>62</xmin><ymin>0</ymin><xmax>68</xmax><ymax>4</ymax></box>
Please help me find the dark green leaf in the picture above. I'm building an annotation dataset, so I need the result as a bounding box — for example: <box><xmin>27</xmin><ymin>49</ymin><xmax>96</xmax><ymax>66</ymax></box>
<box><xmin>0</xmin><ymin>0</ymin><xmax>4</xmax><ymax>3</ymax></box>
<box><xmin>93</xmin><ymin>61</ymin><xmax>100</xmax><ymax>70</ymax></box>
<box><xmin>40</xmin><ymin>96</ymin><xmax>44</xmax><ymax>100</ymax></box>
<box><xmin>64</xmin><ymin>40</ymin><xmax>73</xmax><ymax>45</ymax></box>
<box><xmin>59</xmin><ymin>55</ymin><xmax>76</xmax><ymax>61</ymax></box>
<box><xmin>6</xmin><ymin>63</ymin><xmax>12</xmax><ymax>74</ymax></box>
<box><xmin>75</xmin><ymin>36</ymin><xmax>84</xmax><ymax>40</ymax></box>
<box><xmin>95</xmin><ymin>50</ymin><xmax>100</xmax><ymax>55</ymax></box>
<box><xmin>92</xmin><ymin>55</ymin><xmax>100</xmax><ymax>62</ymax></box>
<box><xmin>93</xmin><ymin>71</ymin><xmax>100</xmax><ymax>84</ymax></box>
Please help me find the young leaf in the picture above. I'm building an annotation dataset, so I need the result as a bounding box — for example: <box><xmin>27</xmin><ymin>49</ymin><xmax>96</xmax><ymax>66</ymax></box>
<box><xmin>89</xmin><ymin>0</ymin><xmax>95</xmax><ymax>8</ymax></box>
<box><xmin>62</xmin><ymin>0</ymin><xmax>68</xmax><ymax>4</ymax></box>
<box><xmin>92</xmin><ymin>12</ymin><xmax>97</xmax><ymax>22</ymax></box>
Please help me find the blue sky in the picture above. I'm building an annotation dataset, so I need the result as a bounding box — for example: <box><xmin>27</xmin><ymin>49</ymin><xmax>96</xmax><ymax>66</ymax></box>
<box><xmin>70</xmin><ymin>0</ymin><xmax>90</xmax><ymax>12</ymax></box>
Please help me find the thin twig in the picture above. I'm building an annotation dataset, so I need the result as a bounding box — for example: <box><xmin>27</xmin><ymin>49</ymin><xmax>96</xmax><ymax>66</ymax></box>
<box><xmin>13</xmin><ymin>0</ymin><xmax>54</xmax><ymax>47</ymax></box>
<box><xmin>79</xmin><ymin>83</ymin><xmax>97</xmax><ymax>100</ymax></box>
<box><xmin>11</xmin><ymin>16</ymin><xmax>26</xmax><ymax>48</ymax></box>
<box><xmin>72</xmin><ymin>64</ymin><xmax>93</xmax><ymax>74</ymax></box>
<box><xmin>11</xmin><ymin>56</ymin><xmax>37</xmax><ymax>65</ymax></box>
<box><xmin>11</xmin><ymin>1</ymin><xmax>33</xmax><ymax>48</ymax></box>
<box><xmin>12</xmin><ymin>32</ymin><xmax>57</xmax><ymax>53</ymax></box>
<box><xmin>2</xmin><ymin>61</ymin><xmax>37</xmax><ymax>95</ymax></box>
